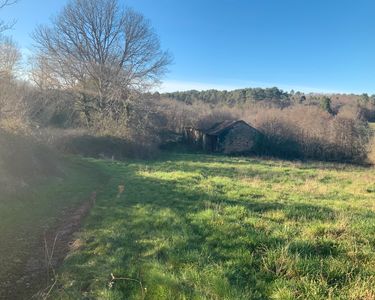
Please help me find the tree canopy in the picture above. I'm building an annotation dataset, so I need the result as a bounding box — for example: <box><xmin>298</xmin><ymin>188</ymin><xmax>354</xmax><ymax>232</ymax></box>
<box><xmin>32</xmin><ymin>0</ymin><xmax>171</xmax><ymax>121</ymax></box>
<box><xmin>162</xmin><ymin>87</ymin><xmax>291</xmax><ymax>106</ymax></box>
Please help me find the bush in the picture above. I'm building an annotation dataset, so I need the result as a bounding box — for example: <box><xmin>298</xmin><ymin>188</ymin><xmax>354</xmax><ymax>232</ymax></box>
<box><xmin>33</xmin><ymin>128</ymin><xmax>158</xmax><ymax>160</ymax></box>
<box><xmin>0</xmin><ymin>130</ymin><xmax>62</xmax><ymax>193</ymax></box>
<box><xmin>249</xmin><ymin>106</ymin><xmax>371</xmax><ymax>162</ymax></box>
<box><xmin>56</xmin><ymin>134</ymin><xmax>156</xmax><ymax>159</ymax></box>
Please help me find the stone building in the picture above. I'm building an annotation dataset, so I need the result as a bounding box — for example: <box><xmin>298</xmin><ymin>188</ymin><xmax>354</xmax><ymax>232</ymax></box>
<box><xmin>183</xmin><ymin>120</ymin><xmax>261</xmax><ymax>154</ymax></box>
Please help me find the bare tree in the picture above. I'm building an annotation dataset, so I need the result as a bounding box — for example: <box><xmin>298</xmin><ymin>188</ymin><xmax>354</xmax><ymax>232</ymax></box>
<box><xmin>32</xmin><ymin>0</ymin><xmax>172</xmax><ymax>123</ymax></box>
<box><xmin>0</xmin><ymin>37</ymin><xmax>21</xmax><ymax>80</ymax></box>
<box><xmin>0</xmin><ymin>0</ymin><xmax>17</xmax><ymax>34</ymax></box>
<box><xmin>0</xmin><ymin>36</ymin><xmax>23</xmax><ymax>121</ymax></box>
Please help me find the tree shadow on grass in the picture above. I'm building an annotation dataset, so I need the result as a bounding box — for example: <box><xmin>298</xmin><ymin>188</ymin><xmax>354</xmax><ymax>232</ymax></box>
<box><xmin>288</xmin><ymin>239</ymin><xmax>340</xmax><ymax>258</ymax></box>
<box><xmin>285</xmin><ymin>203</ymin><xmax>337</xmax><ymax>221</ymax></box>
<box><xmin>60</xmin><ymin>158</ymin><xmax>342</xmax><ymax>299</ymax></box>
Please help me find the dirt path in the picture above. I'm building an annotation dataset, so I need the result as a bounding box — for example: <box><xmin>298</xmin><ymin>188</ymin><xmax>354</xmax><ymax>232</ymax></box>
<box><xmin>0</xmin><ymin>192</ymin><xmax>96</xmax><ymax>300</ymax></box>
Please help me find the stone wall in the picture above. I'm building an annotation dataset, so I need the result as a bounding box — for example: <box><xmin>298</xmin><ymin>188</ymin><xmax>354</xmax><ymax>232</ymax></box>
<box><xmin>219</xmin><ymin>123</ymin><xmax>259</xmax><ymax>154</ymax></box>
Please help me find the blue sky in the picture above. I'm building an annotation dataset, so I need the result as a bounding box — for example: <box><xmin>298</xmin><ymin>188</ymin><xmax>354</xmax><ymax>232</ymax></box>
<box><xmin>1</xmin><ymin>0</ymin><xmax>375</xmax><ymax>93</ymax></box>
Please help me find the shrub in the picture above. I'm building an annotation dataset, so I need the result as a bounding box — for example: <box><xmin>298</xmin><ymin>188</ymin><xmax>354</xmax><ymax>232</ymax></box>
<box><xmin>33</xmin><ymin>128</ymin><xmax>157</xmax><ymax>160</ymax></box>
<box><xmin>248</xmin><ymin>106</ymin><xmax>371</xmax><ymax>162</ymax></box>
<box><xmin>0</xmin><ymin>130</ymin><xmax>61</xmax><ymax>193</ymax></box>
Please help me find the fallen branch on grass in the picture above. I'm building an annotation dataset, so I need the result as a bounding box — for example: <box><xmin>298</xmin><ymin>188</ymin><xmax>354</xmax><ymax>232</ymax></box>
<box><xmin>109</xmin><ymin>273</ymin><xmax>146</xmax><ymax>299</ymax></box>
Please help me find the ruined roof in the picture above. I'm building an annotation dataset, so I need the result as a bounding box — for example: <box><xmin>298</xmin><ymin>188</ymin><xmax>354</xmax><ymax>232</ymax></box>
<box><xmin>203</xmin><ymin>120</ymin><xmax>253</xmax><ymax>135</ymax></box>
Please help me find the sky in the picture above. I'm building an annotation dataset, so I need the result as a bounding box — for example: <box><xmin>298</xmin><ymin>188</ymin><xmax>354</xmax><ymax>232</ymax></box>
<box><xmin>1</xmin><ymin>0</ymin><xmax>375</xmax><ymax>94</ymax></box>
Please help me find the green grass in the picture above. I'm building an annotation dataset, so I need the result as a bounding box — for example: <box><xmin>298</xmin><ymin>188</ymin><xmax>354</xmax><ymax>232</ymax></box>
<box><xmin>47</xmin><ymin>153</ymin><xmax>375</xmax><ymax>300</ymax></box>
<box><xmin>0</xmin><ymin>157</ymin><xmax>107</xmax><ymax>293</ymax></box>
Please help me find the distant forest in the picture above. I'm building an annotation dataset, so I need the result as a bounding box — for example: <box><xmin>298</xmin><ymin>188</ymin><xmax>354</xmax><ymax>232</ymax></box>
<box><xmin>162</xmin><ymin>87</ymin><xmax>291</xmax><ymax>106</ymax></box>
<box><xmin>161</xmin><ymin>87</ymin><xmax>375</xmax><ymax>110</ymax></box>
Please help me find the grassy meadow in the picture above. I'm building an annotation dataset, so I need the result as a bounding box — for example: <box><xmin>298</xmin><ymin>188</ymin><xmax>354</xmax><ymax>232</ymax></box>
<box><xmin>48</xmin><ymin>153</ymin><xmax>375</xmax><ymax>300</ymax></box>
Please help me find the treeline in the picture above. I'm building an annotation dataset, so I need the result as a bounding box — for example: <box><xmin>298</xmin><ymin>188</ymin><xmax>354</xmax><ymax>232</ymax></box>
<box><xmin>161</xmin><ymin>88</ymin><xmax>375</xmax><ymax>120</ymax></box>
<box><xmin>155</xmin><ymin>100</ymin><xmax>373</xmax><ymax>163</ymax></box>
<box><xmin>1</xmin><ymin>0</ymin><xmax>375</xmax><ymax>164</ymax></box>
<box><xmin>252</xmin><ymin>106</ymin><xmax>371</xmax><ymax>162</ymax></box>
<box><xmin>2</xmin><ymin>70</ymin><xmax>374</xmax><ymax>163</ymax></box>
<box><xmin>162</xmin><ymin>87</ymin><xmax>290</xmax><ymax>106</ymax></box>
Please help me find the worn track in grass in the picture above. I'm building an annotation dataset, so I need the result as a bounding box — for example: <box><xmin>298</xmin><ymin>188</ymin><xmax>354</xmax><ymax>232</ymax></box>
<box><xmin>0</xmin><ymin>157</ymin><xmax>108</xmax><ymax>300</ymax></box>
<box><xmin>1</xmin><ymin>194</ymin><xmax>95</xmax><ymax>300</ymax></box>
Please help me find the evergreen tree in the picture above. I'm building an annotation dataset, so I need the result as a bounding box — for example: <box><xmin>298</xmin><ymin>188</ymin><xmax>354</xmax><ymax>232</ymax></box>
<box><xmin>320</xmin><ymin>96</ymin><xmax>333</xmax><ymax>114</ymax></box>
